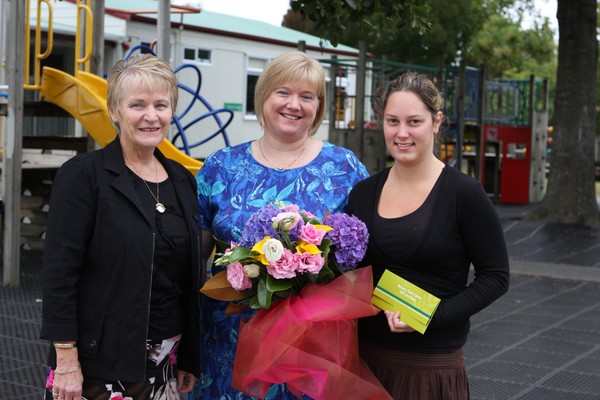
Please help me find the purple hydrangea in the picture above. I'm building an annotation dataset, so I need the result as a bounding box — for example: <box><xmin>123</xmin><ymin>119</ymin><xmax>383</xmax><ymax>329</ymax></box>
<box><xmin>240</xmin><ymin>204</ymin><xmax>281</xmax><ymax>247</ymax></box>
<box><xmin>324</xmin><ymin>213</ymin><xmax>369</xmax><ymax>270</ymax></box>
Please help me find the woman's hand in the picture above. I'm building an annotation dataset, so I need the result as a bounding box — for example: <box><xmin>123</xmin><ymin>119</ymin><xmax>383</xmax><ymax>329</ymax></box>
<box><xmin>384</xmin><ymin>310</ymin><xmax>415</xmax><ymax>333</ymax></box>
<box><xmin>177</xmin><ymin>370</ymin><xmax>196</xmax><ymax>393</ymax></box>
<box><xmin>51</xmin><ymin>347</ymin><xmax>83</xmax><ymax>400</ymax></box>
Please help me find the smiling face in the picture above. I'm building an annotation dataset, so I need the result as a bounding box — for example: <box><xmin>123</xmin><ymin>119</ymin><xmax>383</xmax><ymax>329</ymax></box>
<box><xmin>110</xmin><ymin>81</ymin><xmax>173</xmax><ymax>151</ymax></box>
<box><xmin>254</xmin><ymin>51</ymin><xmax>326</xmax><ymax>138</ymax></box>
<box><xmin>262</xmin><ymin>81</ymin><xmax>319</xmax><ymax>140</ymax></box>
<box><xmin>383</xmin><ymin>91</ymin><xmax>442</xmax><ymax>165</ymax></box>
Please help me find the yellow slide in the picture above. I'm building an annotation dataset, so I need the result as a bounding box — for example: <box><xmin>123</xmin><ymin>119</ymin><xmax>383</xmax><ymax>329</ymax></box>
<box><xmin>39</xmin><ymin>67</ymin><xmax>203</xmax><ymax>175</ymax></box>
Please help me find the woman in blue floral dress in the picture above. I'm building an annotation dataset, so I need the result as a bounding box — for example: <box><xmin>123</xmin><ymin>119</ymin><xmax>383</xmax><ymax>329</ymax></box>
<box><xmin>190</xmin><ymin>51</ymin><xmax>369</xmax><ymax>400</ymax></box>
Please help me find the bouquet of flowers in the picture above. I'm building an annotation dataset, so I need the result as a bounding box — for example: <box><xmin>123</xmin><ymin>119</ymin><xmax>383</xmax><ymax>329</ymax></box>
<box><xmin>203</xmin><ymin>203</ymin><xmax>369</xmax><ymax>310</ymax></box>
<box><xmin>200</xmin><ymin>203</ymin><xmax>391</xmax><ymax>400</ymax></box>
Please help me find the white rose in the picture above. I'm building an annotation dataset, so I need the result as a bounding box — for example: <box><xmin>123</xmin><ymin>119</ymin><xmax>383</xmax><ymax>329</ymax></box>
<box><xmin>243</xmin><ymin>263</ymin><xmax>261</xmax><ymax>278</ymax></box>
<box><xmin>262</xmin><ymin>238</ymin><xmax>284</xmax><ymax>263</ymax></box>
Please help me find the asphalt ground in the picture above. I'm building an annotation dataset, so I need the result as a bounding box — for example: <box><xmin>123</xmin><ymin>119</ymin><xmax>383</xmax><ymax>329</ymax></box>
<box><xmin>1</xmin><ymin>202</ymin><xmax>599</xmax><ymax>400</ymax></box>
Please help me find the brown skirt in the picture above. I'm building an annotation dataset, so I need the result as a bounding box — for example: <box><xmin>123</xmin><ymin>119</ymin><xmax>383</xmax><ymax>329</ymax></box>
<box><xmin>360</xmin><ymin>340</ymin><xmax>469</xmax><ymax>400</ymax></box>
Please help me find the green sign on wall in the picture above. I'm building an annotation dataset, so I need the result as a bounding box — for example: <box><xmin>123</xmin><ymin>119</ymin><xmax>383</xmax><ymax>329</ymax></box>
<box><xmin>224</xmin><ymin>103</ymin><xmax>242</xmax><ymax>112</ymax></box>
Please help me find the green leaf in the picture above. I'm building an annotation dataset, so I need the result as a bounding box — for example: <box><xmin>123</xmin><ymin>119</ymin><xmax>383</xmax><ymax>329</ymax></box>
<box><xmin>305</xmin><ymin>272</ymin><xmax>319</xmax><ymax>284</ymax></box>
<box><xmin>257</xmin><ymin>278</ymin><xmax>272</xmax><ymax>309</ymax></box>
<box><xmin>214</xmin><ymin>246</ymin><xmax>257</xmax><ymax>266</ymax></box>
<box><xmin>328</xmin><ymin>259</ymin><xmax>344</xmax><ymax>276</ymax></box>
<box><xmin>214</xmin><ymin>238</ymin><xmax>231</xmax><ymax>251</ymax></box>
<box><xmin>266</xmin><ymin>275</ymin><xmax>294</xmax><ymax>292</ymax></box>
<box><xmin>304</xmin><ymin>3</ymin><xmax>316</xmax><ymax>15</ymax></box>
<box><xmin>249</xmin><ymin>295</ymin><xmax>261</xmax><ymax>309</ymax></box>
<box><xmin>316</xmin><ymin>264</ymin><xmax>335</xmax><ymax>283</ymax></box>
<box><xmin>345</xmin><ymin>0</ymin><xmax>357</xmax><ymax>10</ymax></box>
<box><xmin>318</xmin><ymin>238</ymin><xmax>332</xmax><ymax>252</ymax></box>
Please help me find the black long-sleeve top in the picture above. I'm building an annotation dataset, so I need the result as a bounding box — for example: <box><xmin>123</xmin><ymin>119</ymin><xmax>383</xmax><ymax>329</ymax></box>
<box><xmin>40</xmin><ymin>138</ymin><xmax>204</xmax><ymax>381</ymax></box>
<box><xmin>346</xmin><ymin>166</ymin><xmax>510</xmax><ymax>353</ymax></box>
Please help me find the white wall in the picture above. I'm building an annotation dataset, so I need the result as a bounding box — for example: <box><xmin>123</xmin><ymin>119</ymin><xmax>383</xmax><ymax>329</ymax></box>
<box><xmin>126</xmin><ymin>21</ymin><xmax>333</xmax><ymax>159</ymax></box>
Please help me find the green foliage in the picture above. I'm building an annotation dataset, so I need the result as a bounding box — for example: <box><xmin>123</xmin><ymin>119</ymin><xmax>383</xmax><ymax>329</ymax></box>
<box><xmin>289</xmin><ymin>0</ymin><xmax>432</xmax><ymax>47</ymax></box>
<box><xmin>286</xmin><ymin>0</ymin><xmax>552</xmax><ymax>72</ymax></box>
<box><xmin>284</xmin><ymin>0</ymin><xmax>557</xmax><ymax>117</ymax></box>
<box><xmin>465</xmin><ymin>14</ymin><xmax>556</xmax><ymax>79</ymax></box>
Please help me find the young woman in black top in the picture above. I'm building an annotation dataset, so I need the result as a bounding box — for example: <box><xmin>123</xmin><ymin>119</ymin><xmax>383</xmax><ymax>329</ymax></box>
<box><xmin>347</xmin><ymin>72</ymin><xmax>510</xmax><ymax>399</ymax></box>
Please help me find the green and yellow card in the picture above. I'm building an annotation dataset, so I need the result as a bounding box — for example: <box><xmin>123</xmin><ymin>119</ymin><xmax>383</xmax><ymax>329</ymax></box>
<box><xmin>372</xmin><ymin>269</ymin><xmax>441</xmax><ymax>334</ymax></box>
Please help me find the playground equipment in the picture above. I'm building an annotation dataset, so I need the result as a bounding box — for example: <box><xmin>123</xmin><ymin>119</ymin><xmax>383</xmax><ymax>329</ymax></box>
<box><xmin>23</xmin><ymin>0</ymin><xmax>233</xmax><ymax>175</ymax></box>
<box><xmin>123</xmin><ymin>45</ymin><xmax>233</xmax><ymax>158</ymax></box>
<box><xmin>480</xmin><ymin>77</ymin><xmax>549</xmax><ymax>204</ymax></box>
<box><xmin>324</xmin><ymin>57</ymin><xmax>549</xmax><ymax>204</ymax></box>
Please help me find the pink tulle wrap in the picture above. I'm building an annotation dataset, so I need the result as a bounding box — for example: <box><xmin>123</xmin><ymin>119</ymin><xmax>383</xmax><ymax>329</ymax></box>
<box><xmin>232</xmin><ymin>266</ymin><xmax>392</xmax><ymax>400</ymax></box>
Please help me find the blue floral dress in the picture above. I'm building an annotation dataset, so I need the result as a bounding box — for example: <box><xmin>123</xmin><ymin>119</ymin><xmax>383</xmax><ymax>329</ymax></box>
<box><xmin>190</xmin><ymin>141</ymin><xmax>369</xmax><ymax>400</ymax></box>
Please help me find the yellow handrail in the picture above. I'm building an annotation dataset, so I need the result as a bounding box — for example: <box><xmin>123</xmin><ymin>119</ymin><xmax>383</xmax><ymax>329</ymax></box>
<box><xmin>75</xmin><ymin>0</ymin><xmax>93</xmax><ymax>73</ymax></box>
<box><xmin>24</xmin><ymin>0</ymin><xmax>54</xmax><ymax>90</ymax></box>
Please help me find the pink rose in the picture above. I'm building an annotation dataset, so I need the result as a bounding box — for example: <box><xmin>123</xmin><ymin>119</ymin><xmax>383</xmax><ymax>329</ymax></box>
<box><xmin>267</xmin><ymin>248</ymin><xmax>298</xmax><ymax>279</ymax></box>
<box><xmin>272</xmin><ymin>212</ymin><xmax>302</xmax><ymax>232</ymax></box>
<box><xmin>299</xmin><ymin>223</ymin><xmax>327</xmax><ymax>245</ymax></box>
<box><xmin>296</xmin><ymin>252</ymin><xmax>325</xmax><ymax>274</ymax></box>
<box><xmin>300</xmin><ymin>209</ymin><xmax>318</xmax><ymax>220</ymax></box>
<box><xmin>226</xmin><ymin>261</ymin><xmax>253</xmax><ymax>290</ymax></box>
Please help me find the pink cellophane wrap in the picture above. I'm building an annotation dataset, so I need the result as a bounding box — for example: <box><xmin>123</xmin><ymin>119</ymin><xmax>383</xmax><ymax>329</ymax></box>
<box><xmin>231</xmin><ymin>266</ymin><xmax>392</xmax><ymax>400</ymax></box>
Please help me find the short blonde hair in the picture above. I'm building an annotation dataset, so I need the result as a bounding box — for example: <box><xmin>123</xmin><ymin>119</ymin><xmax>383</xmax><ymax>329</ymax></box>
<box><xmin>254</xmin><ymin>51</ymin><xmax>326</xmax><ymax>136</ymax></box>
<box><xmin>106</xmin><ymin>54</ymin><xmax>178</xmax><ymax>130</ymax></box>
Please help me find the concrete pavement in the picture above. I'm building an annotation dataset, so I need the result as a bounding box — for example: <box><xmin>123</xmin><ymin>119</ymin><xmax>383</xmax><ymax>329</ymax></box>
<box><xmin>465</xmin><ymin>203</ymin><xmax>600</xmax><ymax>400</ymax></box>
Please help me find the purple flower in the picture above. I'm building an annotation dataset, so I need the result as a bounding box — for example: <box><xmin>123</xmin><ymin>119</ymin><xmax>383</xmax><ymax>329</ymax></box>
<box><xmin>240</xmin><ymin>204</ymin><xmax>281</xmax><ymax>247</ymax></box>
<box><xmin>324</xmin><ymin>213</ymin><xmax>369</xmax><ymax>270</ymax></box>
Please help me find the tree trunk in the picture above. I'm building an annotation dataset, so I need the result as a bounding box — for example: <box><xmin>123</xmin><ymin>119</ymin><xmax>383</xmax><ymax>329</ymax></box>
<box><xmin>527</xmin><ymin>0</ymin><xmax>599</xmax><ymax>226</ymax></box>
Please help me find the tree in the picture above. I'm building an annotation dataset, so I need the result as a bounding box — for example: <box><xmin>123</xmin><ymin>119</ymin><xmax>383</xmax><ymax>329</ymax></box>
<box><xmin>527</xmin><ymin>0</ymin><xmax>600</xmax><ymax>226</ymax></box>
<box><xmin>463</xmin><ymin>11</ymin><xmax>557</xmax><ymax>115</ymax></box>
<box><xmin>288</xmin><ymin>0</ymin><xmax>432</xmax><ymax>47</ymax></box>
<box><xmin>290</xmin><ymin>0</ymin><xmax>598</xmax><ymax>226</ymax></box>
<box><xmin>464</xmin><ymin>14</ymin><xmax>556</xmax><ymax>79</ymax></box>
<box><xmin>287</xmin><ymin>1</ymin><xmax>540</xmax><ymax>64</ymax></box>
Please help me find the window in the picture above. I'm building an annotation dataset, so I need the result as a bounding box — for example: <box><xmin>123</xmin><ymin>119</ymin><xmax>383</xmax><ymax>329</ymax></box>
<box><xmin>140</xmin><ymin>41</ymin><xmax>154</xmax><ymax>54</ymax></box>
<box><xmin>138</xmin><ymin>41</ymin><xmax>174</xmax><ymax>63</ymax></box>
<box><xmin>183</xmin><ymin>47</ymin><xmax>212</xmax><ymax>64</ymax></box>
<box><xmin>245</xmin><ymin>57</ymin><xmax>268</xmax><ymax>117</ymax></box>
<box><xmin>506</xmin><ymin>142</ymin><xmax>527</xmax><ymax>160</ymax></box>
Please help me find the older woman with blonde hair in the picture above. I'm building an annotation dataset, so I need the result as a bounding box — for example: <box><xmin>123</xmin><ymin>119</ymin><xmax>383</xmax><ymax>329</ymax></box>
<box><xmin>41</xmin><ymin>54</ymin><xmax>203</xmax><ymax>400</ymax></box>
<box><xmin>192</xmin><ymin>51</ymin><xmax>370</xmax><ymax>399</ymax></box>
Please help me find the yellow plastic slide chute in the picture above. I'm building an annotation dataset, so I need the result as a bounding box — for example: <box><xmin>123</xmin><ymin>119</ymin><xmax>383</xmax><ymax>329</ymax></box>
<box><xmin>39</xmin><ymin>67</ymin><xmax>203</xmax><ymax>175</ymax></box>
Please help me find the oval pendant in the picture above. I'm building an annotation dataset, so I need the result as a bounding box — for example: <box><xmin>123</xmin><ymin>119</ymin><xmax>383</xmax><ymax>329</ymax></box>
<box><xmin>156</xmin><ymin>202</ymin><xmax>166</xmax><ymax>213</ymax></box>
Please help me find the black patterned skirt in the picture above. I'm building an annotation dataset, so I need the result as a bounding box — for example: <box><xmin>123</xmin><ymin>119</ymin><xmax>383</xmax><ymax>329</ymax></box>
<box><xmin>45</xmin><ymin>335</ymin><xmax>181</xmax><ymax>400</ymax></box>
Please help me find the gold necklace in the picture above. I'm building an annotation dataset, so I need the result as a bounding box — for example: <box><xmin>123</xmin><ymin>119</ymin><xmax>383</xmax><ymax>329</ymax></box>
<box><xmin>258</xmin><ymin>137</ymin><xmax>309</xmax><ymax>171</ymax></box>
<box><xmin>128</xmin><ymin>159</ymin><xmax>166</xmax><ymax>213</ymax></box>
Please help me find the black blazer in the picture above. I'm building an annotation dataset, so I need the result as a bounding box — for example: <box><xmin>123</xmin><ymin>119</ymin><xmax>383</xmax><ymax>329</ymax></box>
<box><xmin>40</xmin><ymin>138</ymin><xmax>204</xmax><ymax>381</ymax></box>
